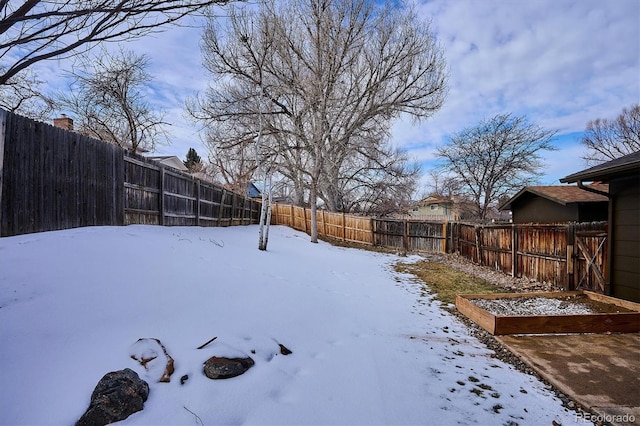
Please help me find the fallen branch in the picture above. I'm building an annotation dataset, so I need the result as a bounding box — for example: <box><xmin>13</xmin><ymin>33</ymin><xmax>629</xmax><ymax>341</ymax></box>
<box><xmin>183</xmin><ymin>406</ymin><xmax>204</xmax><ymax>426</ymax></box>
<box><xmin>197</xmin><ymin>336</ymin><xmax>217</xmax><ymax>350</ymax></box>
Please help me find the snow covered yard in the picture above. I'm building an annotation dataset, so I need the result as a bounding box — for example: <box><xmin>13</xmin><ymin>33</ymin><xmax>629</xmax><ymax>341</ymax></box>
<box><xmin>0</xmin><ymin>225</ymin><xmax>583</xmax><ymax>425</ymax></box>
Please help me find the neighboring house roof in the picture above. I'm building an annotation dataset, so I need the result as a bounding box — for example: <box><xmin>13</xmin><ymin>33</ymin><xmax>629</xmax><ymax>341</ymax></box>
<box><xmin>414</xmin><ymin>196</ymin><xmax>453</xmax><ymax>207</ymax></box>
<box><xmin>560</xmin><ymin>151</ymin><xmax>640</xmax><ymax>183</ymax></box>
<box><xmin>499</xmin><ymin>184</ymin><xmax>609</xmax><ymax>211</ymax></box>
<box><xmin>247</xmin><ymin>182</ymin><xmax>262</xmax><ymax>198</ymax></box>
<box><xmin>146</xmin><ymin>155</ymin><xmax>189</xmax><ymax>172</ymax></box>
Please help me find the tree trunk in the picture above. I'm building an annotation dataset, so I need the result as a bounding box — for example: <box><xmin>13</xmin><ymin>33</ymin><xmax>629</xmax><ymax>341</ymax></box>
<box><xmin>309</xmin><ymin>181</ymin><xmax>319</xmax><ymax>243</ymax></box>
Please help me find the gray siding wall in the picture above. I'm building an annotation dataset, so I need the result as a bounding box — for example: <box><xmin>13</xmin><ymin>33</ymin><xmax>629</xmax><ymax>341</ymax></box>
<box><xmin>610</xmin><ymin>175</ymin><xmax>640</xmax><ymax>302</ymax></box>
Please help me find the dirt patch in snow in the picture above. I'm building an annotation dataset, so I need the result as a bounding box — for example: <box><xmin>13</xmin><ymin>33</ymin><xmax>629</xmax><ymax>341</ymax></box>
<box><xmin>423</xmin><ymin>252</ymin><xmax>562</xmax><ymax>293</ymax></box>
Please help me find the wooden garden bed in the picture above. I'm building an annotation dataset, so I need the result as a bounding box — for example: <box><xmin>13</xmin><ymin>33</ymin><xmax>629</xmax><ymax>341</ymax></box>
<box><xmin>455</xmin><ymin>291</ymin><xmax>640</xmax><ymax>335</ymax></box>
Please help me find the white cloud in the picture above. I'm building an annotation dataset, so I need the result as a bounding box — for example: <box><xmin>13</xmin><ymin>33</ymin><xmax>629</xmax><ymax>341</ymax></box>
<box><xmin>21</xmin><ymin>0</ymin><xmax>640</xmax><ymax>182</ymax></box>
<box><xmin>401</xmin><ymin>0</ymin><xmax>640</xmax><ymax>173</ymax></box>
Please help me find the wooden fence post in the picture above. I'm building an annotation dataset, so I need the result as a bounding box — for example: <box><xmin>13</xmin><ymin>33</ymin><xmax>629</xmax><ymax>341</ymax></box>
<box><xmin>218</xmin><ymin>190</ymin><xmax>226</xmax><ymax>224</ymax></box>
<box><xmin>303</xmin><ymin>207</ymin><xmax>308</xmax><ymax>233</ymax></box>
<box><xmin>0</xmin><ymin>110</ymin><xmax>6</xmax><ymax>236</ymax></box>
<box><xmin>475</xmin><ymin>225</ymin><xmax>482</xmax><ymax>264</ymax></box>
<box><xmin>370</xmin><ymin>218</ymin><xmax>375</xmax><ymax>247</ymax></box>
<box><xmin>195</xmin><ymin>179</ymin><xmax>201</xmax><ymax>226</ymax></box>
<box><xmin>342</xmin><ymin>212</ymin><xmax>346</xmax><ymax>241</ymax></box>
<box><xmin>403</xmin><ymin>220</ymin><xmax>410</xmax><ymax>252</ymax></box>
<box><xmin>289</xmin><ymin>204</ymin><xmax>294</xmax><ymax>227</ymax></box>
<box><xmin>231</xmin><ymin>192</ymin><xmax>237</xmax><ymax>224</ymax></box>
<box><xmin>158</xmin><ymin>166</ymin><xmax>165</xmax><ymax>226</ymax></box>
<box><xmin>511</xmin><ymin>224</ymin><xmax>518</xmax><ymax>277</ymax></box>
<box><xmin>441</xmin><ymin>222</ymin><xmax>447</xmax><ymax>253</ymax></box>
<box><xmin>322</xmin><ymin>210</ymin><xmax>327</xmax><ymax>238</ymax></box>
<box><xmin>566</xmin><ymin>222</ymin><xmax>575</xmax><ymax>290</ymax></box>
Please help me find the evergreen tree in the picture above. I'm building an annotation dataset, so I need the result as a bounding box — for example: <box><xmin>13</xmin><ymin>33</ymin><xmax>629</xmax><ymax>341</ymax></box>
<box><xmin>184</xmin><ymin>148</ymin><xmax>203</xmax><ymax>171</ymax></box>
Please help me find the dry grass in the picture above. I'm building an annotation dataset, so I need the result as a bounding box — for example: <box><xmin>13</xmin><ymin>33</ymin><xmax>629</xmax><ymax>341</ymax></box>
<box><xmin>394</xmin><ymin>259</ymin><xmax>509</xmax><ymax>306</ymax></box>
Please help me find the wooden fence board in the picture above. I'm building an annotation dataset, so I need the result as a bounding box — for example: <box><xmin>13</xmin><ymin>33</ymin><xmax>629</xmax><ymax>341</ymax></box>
<box><xmin>0</xmin><ymin>110</ymin><xmax>5</xmax><ymax>232</ymax></box>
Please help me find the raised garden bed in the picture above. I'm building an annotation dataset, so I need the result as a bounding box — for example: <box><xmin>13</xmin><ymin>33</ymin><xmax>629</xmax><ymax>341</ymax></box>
<box><xmin>455</xmin><ymin>291</ymin><xmax>640</xmax><ymax>335</ymax></box>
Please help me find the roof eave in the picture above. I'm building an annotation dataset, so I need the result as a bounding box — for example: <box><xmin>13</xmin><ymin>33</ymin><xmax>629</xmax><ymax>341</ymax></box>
<box><xmin>561</xmin><ymin>162</ymin><xmax>640</xmax><ymax>183</ymax></box>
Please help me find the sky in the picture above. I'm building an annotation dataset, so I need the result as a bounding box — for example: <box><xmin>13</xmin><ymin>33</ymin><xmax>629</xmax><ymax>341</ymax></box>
<box><xmin>0</xmin><ymin>224</ymin><xmax>585</xmax><ymax>425</ymax></box>
<box><xmin>35</xmin><ymin>0</ymin><xmax>640</xmax><ymax>190</ymax></box>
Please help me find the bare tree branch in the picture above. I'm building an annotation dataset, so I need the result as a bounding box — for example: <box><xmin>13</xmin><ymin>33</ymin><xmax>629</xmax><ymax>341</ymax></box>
<box><xmin>580</xmin><ymin>104</ymin><xmax>640</xmax><ymax>166</ymax></box>
<box><xmin>56</xmin><ymin>47</ymin><xmax>169</xmax><ymax>153</ymax></box>
<box><xmin>0</xmin><ymin>0</ymin><xmax>238</xmax><ymax>85</ymax></box>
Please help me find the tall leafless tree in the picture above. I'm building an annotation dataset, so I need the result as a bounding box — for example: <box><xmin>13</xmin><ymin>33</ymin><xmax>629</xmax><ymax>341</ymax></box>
<box><xmin>57</xmin><ymin>47</ymin><xmax>168</xmax><ymax>153</ymax></box>
<box><xmin>436</xmin><ymin>114</ymin><xmax>556</xmax><ymax>221</ymax></box>
<box><xmin>188</xmin><ymin>0</ymin><xmax>447</xmax><ymax>243</ymax></box>
<box><xmin>580</xmin><ymin>104</ymin><xmax>640</xmax><ymax>165</ymax></box>
<box><xmin>0</xmin><ymin>0</ymin><xmax>237</xmax><ymax>87</ymax></box>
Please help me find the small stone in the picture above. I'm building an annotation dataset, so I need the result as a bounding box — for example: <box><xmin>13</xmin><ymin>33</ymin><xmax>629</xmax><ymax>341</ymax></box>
<box><xmin>203</xmin><ymin>356</ymin><xmax>255</xmax><ymax>379</ymax></box>
<box><xmin>180</xmin><ymin>375</ymin><xmax>188</xmax><ymax>385</ymax></box>
<box><xmin>279</xmin><ymin>343</ymin><xmax>292</xmax><ymax>355</ymax></box>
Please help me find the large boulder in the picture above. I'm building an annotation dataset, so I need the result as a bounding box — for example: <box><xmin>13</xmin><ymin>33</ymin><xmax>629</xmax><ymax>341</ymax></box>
<box><xmin>76</xmin><ymin>368</ymin><xmax>149</xmax><ymax>426</ymax></box>
<box><xmin>203</xmin><ymin>356</ymin><xmax>255</xmax><ymax>379</ymax></box>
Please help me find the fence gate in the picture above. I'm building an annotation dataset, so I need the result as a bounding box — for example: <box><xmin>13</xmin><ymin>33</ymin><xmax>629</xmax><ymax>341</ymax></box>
<box><xmin>573</xmin><ymin>230</ymin><xmax>608</xmax><ymax>293</ymax></box>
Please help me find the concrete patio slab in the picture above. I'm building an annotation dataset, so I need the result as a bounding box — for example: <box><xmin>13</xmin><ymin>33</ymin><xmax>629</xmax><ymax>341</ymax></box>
<box><xmin>498</xmin><ymin>333</ymin><xmax>640</xmax><ymax>426</ymax></box>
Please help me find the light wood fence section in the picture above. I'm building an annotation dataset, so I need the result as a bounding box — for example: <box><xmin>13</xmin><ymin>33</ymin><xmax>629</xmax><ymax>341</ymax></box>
<box><xmin>271</xmin><ymin>203</ymin><xmax>373</xmax><ymax>244</ymax></box>
<box><xmin>271</xmin><ymin>203</ymin><xmax>607</xmax><ymax>292</ymax></box>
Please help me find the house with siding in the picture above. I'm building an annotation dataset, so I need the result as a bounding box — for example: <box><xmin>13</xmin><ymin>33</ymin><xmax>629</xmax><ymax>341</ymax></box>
<box><xmin>498</xmin><ymin>184</ymin><xmax>609</xmax><ymax>223</ymax></box>
<box><xmin>409</xmin><ymin>196</ymin><xmax>458</xmax><ymax>220</ymax></box>
<box><xmin>561</xmin><ymin>151</ymin><xmax>640</xmax><ymax>302</ymax></box>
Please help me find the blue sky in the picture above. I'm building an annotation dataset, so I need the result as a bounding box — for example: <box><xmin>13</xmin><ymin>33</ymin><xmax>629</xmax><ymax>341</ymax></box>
<box><xmin>37</xmin><ymin>0</ymin><xmax>640</xmax><ymax>192</ymax></box>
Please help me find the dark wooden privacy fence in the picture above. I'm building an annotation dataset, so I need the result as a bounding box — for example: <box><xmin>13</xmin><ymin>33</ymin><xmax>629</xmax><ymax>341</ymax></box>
<box><xmin>0</xmin><ymin>110</ymin><xmax>124</xmax><ymax>236</ymax></box>
<box><xmin>271</xmin><ymin>203</ymin><xmax>607</xmax><ymax>292</ymax></box>
<box><xmin>124</xmin><ymin>154</ymin><xmax>259</xmax><ymax>227</ymax></box>
<box><xmin>0</xmin><ymin>109</ymin><xmax>260</xmax><ymax>237</ymax></box>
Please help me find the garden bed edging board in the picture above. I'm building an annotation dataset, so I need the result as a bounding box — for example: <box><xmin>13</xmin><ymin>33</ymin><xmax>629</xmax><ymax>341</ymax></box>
<box><xmin>455</xmin><ymin>291</ymin><xmax>640</xmax><ymax>335</ymax></box>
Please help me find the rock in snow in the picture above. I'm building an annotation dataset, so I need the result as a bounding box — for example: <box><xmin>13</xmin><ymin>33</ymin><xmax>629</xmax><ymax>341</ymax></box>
<box><xmin>76</xmin><ymin>368</ymin><xmax>149</xmax><ymax>426</ymax></box>
<box><xmin>203</xmin><ymin>356</ymin><xmax>255</xmax><ymax>379</ymax></box>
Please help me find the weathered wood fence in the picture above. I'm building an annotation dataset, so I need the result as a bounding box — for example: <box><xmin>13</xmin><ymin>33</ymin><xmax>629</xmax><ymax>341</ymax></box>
<box><xmin>271</xmin><ymin>203</ymin><xmax>373</xmax><ymax>245</ymax></box>
<box><xmin>0</xmin><ymin>109</ymin><xmax>607</xmax><ymax>292</ymax></box>
<box><xmin>124</xmin><ymin>154</ymin><xmax>259</xmax><ymax>227</ymax></box>
<box><xmin>271</xmin><ymin>203</ymin><xmax>607</xmax><ymax>292</ymax></box>
<box><xmin>0</xmin><ymin>109</ymin><xmax>260</xmax><ymax>237</ymax></box>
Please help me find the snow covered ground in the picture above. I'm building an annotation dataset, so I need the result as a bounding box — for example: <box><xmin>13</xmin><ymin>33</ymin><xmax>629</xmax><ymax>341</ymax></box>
<box><xmin>0</xmin><ymin>225</ymin><xmax>584</xmax><ymax>425</ymax></box>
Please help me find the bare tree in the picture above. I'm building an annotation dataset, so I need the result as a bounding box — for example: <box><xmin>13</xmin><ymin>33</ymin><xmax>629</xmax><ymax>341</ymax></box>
<box><xmin>423</xmin><ymin>169</ymin><xmax>463</xmax><ymax>199</ymax></box>
<box><xmin>189</xmin><ymin>0</ymin><xmax>447</xmax><ymax>243</ymax></box>
<box><xmin>0</xmin><ymin>0</ymin><xmax>237</xmax><ymax>87</ymax></box>
<box><xmin>580</xmin><ymin>104</ymin><xmax>640</xmax><ymax>165</ymax></box>
<box><xmin>56</xmin><ymin>47</ymin><xmax>168</xmax><ymax>153</ymax></box>
<box><xmin>436</xmin><ymin>114</ymin><xmax>556</xmax><ymax>221</ymax></box>
<box><xmin>0</xmin><ymin>68</ymin><xmax>55</xmax><ymax>120</ymax></box>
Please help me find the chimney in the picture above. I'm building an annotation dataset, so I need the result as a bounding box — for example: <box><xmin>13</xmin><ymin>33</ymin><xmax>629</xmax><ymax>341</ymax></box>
<box><xmin>53</xmin><ymin>114</ymin><xmax>73</xmax><ymax>131</ymax></box>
